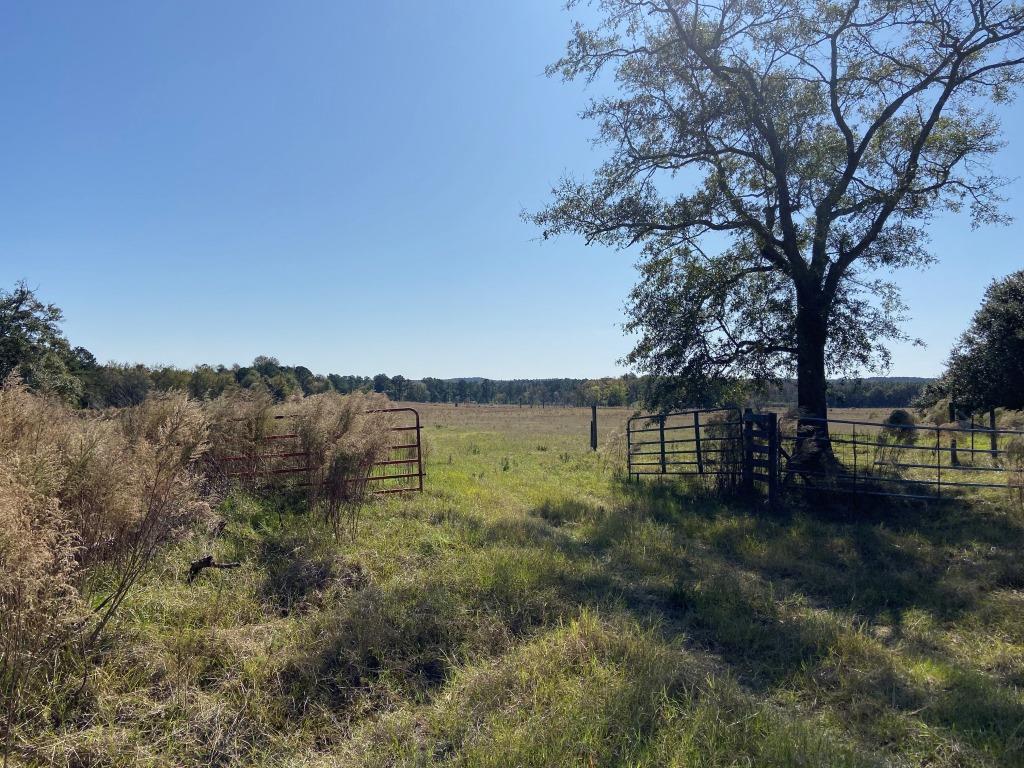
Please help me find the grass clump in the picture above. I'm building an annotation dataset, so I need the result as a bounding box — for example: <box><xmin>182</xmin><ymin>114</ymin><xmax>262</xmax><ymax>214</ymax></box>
<box><xmin>345</xmin><ymin>611</ymin><xmax>867</xmax><ymax>768</ymax></box>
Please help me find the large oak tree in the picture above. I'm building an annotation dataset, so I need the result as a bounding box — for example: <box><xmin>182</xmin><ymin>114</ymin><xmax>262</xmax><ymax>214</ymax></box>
<box><xmin>532</xmin><ymin>0</ymin><xmax>1024</xmax><ymax>441</ymax></box>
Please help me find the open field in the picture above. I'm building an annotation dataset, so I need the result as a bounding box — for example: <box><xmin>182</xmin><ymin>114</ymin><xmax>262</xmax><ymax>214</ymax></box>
<box><xmin>15</xmin><ymin>403</ymin><xmax>1024</xmax><ymax>767</ymax></box>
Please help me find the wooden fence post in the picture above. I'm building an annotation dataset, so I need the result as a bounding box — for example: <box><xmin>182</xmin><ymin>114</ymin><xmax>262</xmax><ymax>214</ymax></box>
<box><xmin>590</xmin><ymin>405</ymin><xmax>598</xmax><ymax>451</ymax></box>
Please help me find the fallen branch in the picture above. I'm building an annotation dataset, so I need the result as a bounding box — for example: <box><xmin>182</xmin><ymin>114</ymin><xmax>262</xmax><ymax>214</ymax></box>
<box><xmin>187</xmin><ymin>555</ymin><xmax>242</xmax><ymax>584</ymax></box>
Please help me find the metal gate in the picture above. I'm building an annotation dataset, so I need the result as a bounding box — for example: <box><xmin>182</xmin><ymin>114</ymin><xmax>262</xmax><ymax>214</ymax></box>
<box><xmin>219</xmin><ymin>406</ymin><xmax>424</xmax><ymax>494</ymax></box>
<box><xmin>742</xmin><ymin>409</ymin><xmax>778</xmax><ymax>504</ymax></box>
<box><xmin>628</xmin><ymin>407</ymin><xmax>1024</xmax><ymax>505</ymax></box>
<box><xmin>777</xmin><ymin>414</ymin><xmax>1023</xmax><ymax>502</ymax></box>
<box><xmin>626</xmin><ymin>408</ymin><xmax>743</xmax><ymax>487</ymax></box>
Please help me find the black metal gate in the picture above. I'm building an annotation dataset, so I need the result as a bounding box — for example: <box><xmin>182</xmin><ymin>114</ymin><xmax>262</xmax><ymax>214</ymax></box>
<box><xmin>742</xmin><ymin>409</ymin><xmax>778</xmax><ymax>504</ymax></box>
<box><xmin>626</xmin><ymin>408</ymin><xmax>744</xmax><ymax>488</ymax></box>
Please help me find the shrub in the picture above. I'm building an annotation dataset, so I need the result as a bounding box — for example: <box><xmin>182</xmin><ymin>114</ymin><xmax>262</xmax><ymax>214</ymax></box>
<box><xmin>922</xmin><ymin>397</ymin><xmax>953</xmax><ymax>427</ymax></box>
<box><xmin>881</xmin><ymin>409</ymin><xmax>917</xmax><ymax>444</ymax></box>
<box><xmin>875</xmin><ymin>409</ymin><xmax>919</xmax><ymax>478</ymax></box>
<box><xmin>0</xmin><ymin>461</ymin><xmax>83</xmax><ymax>758</ymax></box>
<box><xmin>89</xmin><ymin>393</ymin><xmax>211</xmax><ymax>640</ymax></box>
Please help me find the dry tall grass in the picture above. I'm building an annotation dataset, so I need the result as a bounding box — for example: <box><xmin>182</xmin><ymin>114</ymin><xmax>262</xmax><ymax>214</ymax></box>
<box><xmin>205</xmin><ymin>387</ymin><xmax>277</xmax><ymax>484</ymax></box>
<box><xmin>0</xmin><ymin>380</ymin><xmax>211</xmax><ymax>761</ymax></box>
<box><xmin>293</xmin><ymin>392</ymin><xmax>392</xmax><ymax>533</ymax></box>
<box><xmin>0</xmin><ymin>461</ymin><xmax>82</xmax><ymax>765</ymax></box>
<box><xmin>1</xmin><ymin>381</ymin><xmax>397</xmax><ymax>762</ymax></box>
<box><xmin>203</xmin><ymin>389</ymin><xmax>395</xmax><ymax>532</ymax></box>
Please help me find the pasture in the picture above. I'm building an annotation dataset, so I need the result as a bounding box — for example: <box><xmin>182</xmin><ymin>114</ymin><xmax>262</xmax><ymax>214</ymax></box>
<box><xmin>17</xmin><ymin>403</ymin><xmax>1024</xmax><ymax>767</ymax></box>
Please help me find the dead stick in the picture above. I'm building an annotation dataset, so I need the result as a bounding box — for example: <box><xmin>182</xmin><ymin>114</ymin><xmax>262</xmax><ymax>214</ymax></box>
<box><xmin>187</xmin><ymin>555</ymin><xmax>241</xmax><ymax>584</ymax></box>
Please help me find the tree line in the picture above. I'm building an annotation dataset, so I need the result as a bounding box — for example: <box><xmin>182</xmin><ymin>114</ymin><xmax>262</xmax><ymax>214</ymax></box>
<box><xmin>0</xmin><ymin>280</ymin><xmax>935</xmax><ymax>411</ymax></box>
<box><xmin>75</xmin><ymin>360</ymin><xmax>648</xmax><ymax>409</ymax></box>
<box><xmin>60</xmin><ymin>361</ymin><xmax>942</xmax><ymax>411</ymax></box>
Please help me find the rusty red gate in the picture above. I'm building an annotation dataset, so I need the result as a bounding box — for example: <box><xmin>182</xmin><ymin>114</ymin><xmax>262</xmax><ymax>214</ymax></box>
<box><xmin>218</xmin><ymin>406</ymin><xmax>424</xmax><ymax>494</ymax></box>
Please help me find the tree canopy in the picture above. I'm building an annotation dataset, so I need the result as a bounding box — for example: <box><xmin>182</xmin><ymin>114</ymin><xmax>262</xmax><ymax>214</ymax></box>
<box><xmin>938</xmin><ymin>269</ymin><xmax>1024</xmax><ymax>411</ymax></box>
<box><xmin>0</xmin><ymin>281</ymin><xmax>82</xmax><ymax>401</ymax></box>
<box><xmin>533</xmin><ymin>0</ymin><xmax>1024</xmax><ymax>427</ymax></box>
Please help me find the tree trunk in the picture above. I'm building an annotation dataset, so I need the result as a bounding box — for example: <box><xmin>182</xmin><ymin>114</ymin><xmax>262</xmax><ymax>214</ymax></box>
<box><xmin>794</xmin><ymin>299</ymin><xmax>832</xmax><ymax>450</ymax></box>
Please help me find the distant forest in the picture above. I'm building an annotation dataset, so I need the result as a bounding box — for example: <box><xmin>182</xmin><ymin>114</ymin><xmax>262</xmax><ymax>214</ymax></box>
<box><xmin>72</xmin><ymin>355</ymin><xmax>933</xmax><ymax>410</ymax></box>
<box><xmin>759</xmin><ymin>377</ymin><xmax>934</xmax><ymax>409</ymax></box>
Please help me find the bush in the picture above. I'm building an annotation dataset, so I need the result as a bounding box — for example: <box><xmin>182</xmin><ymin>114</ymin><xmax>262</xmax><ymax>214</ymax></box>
<box><xmin>0</xmin><ymin>461</ymin><xmax>83</xmax><ymax>754</ymax></box>
<box><xmin>881</xmin><ymin>409</ymin><xmax>917</xmax><ymax>445</ymax></box>
<box><xmin>921</xmin><ymin>397</ymin><xmax>953</xmax><ymax>427</ymax></box>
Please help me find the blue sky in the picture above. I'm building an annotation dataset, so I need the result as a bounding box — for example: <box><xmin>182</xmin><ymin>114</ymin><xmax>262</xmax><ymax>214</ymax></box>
<box><xmin>1</xmin><ymin>2</ymin><xmax>1021</xmax><ymax>379</ymax></box>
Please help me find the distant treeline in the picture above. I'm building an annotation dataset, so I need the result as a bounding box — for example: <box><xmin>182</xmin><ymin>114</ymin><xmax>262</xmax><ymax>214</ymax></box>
<box><xmin>73</xmin><ymin>355</ymin><xmax>933</xmax><ymax>411</ymax></box>
<box><xmin>760</xmin><ymin>377</ymin><xmax>935</xmax><ymax>409</ymax></box>
<box><xmin>75</xmin><ymin>355</ymin><xmax>644</xmax><ymax>408</ymax></box>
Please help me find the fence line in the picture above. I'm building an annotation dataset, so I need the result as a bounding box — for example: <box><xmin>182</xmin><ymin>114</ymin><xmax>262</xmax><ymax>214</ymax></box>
<box><xmin>627</xmin><ymin>408</ymin><xmax>1023</xmax><ymax>504</ymax></box>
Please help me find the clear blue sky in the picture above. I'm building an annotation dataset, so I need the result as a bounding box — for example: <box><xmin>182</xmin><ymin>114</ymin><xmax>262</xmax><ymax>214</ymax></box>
<box><xmin>1</xmin><ymin>2</ymin><xmax>1021</xmax><ymax>379</ymax></box>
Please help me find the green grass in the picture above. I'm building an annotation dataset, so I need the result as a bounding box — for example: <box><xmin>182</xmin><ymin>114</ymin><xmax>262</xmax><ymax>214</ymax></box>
<box><xmin>19</xmin><ymin>404</ymin><xmax>1024</xmax><ymax>767</ymax></box>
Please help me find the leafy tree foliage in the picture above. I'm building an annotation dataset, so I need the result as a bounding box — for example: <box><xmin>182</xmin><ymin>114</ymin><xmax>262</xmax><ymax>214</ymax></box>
<box><xmin>937</xmin><ymin>270</ymin><xmax>1024</xmax><ymax>411</ymax></box>
<box><xmin>0</xmin><ymin>281</ymin><xmax>83</xmax><ymax>401</ymax></box>
<box><xmin>80</xmin><ymin>364</ymin><xmax>152</xmax><ymax>408</ymax></box>
<box><xmin>532</xmin><ymin>0</ymin><xmax>1024</xmax><ymax>436</ymax></box>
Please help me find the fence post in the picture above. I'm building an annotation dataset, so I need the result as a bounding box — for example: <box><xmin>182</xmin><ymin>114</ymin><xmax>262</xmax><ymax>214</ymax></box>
<box><xmin>693</xmin><ymin>411</ymin><xmax>704</xmax><ymax>475</ymax></box>
<box><xmin>590</xmin><ymin>405</ymin><xmax>598</xmax><ymax>451</ymax></box>
<box><xmin>766</xmin><ymin>412</ymin><xmax>778</xmax><ymax>507</ymax></box>
<box><xmin>659</xmin><ymin>415</ymin><xmax>667</xmax><ymax>474</ymax></box>
<box><xmin>990</xmin><ymin>408</ymin><xmax>998</xmax><ymax>463</ymax></box>
<box><xmin>950</xmin><ymin>437</ymin><xmax>959</xmax><ymax>467</ymax></box>
<box><xmin>742</xmin><ymin>409</ymin><xmax>754</xmax><ymax>494</ymax></box>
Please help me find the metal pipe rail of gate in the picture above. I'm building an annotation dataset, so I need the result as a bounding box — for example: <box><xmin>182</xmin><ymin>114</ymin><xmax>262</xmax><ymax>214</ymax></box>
<box><xmin>778</xmin><ymin>415</ymin><xmax>1024</xmax><ymax>501</ymax></box>
<box><xmin>627</xmin><ymin>407</ymin><xmax>743</xmax><ymax>485</ymax></box>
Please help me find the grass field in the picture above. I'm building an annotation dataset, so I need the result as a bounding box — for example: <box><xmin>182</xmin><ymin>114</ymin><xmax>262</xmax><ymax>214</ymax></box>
<box><xmin>25</xmin><ymin>403</ymin><xmax>1024</xmax><ymax>767</ymax></box>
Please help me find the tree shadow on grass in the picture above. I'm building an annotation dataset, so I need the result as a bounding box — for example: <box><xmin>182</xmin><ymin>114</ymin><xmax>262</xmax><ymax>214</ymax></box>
<box><xmin>505</xmin><ymin>481</ymin><xmax>1024</xmax><ymax>765</ymax></box>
